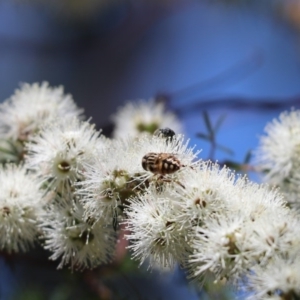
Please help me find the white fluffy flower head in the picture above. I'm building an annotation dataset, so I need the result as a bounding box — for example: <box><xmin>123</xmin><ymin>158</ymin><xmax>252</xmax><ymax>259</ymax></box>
<box><xmin>111</xmin><ymin>99</ymin><xmax>182</xmax><ymax>138</ymax></box>
<box><xmin>25</xmin><ymin>117</ymin><xmax>105</xmax><ymax>191</ymax></box>
<box><xmin>171</xmin><ymin>162</ymin><xmax>237</xmax><ymax>228</ymax></box>
<box><xmin>0</xmin><ymin>164</ymin><xmax>43</xmax><ymax>253</ymax></box>
<box><xmin>256</xmin><ymin>109</ymin><xmax>300</xmax><ymax>186</ymax></box>
<box><xmin>77</xmin><ymin>137</ymin><xmax>142</xmax><ymax>223</ymax></box>
<box><xmin>78</xmin><ymin>134</ymin><xmax>200</xmax><ymax>222</ymax></box>
<box><xmin>0</xmin><ymin>82</ymin><xmax>83</xmax><ymax>141</ymax></box>
<box><xmin>189</xmin><ymin>213</ymin><xmax>252</xmax><ymax>284</ymax></box>
<box><xmin>40</xmin><ymin>195</ymin><xmax>116</xmax><ymax>270</ymax></box>
<box><xmin>124</xmin><ymin>187</ymin><xmax>191</xmax><ymax>271</ymax></box>
<box><xmin>248</xmin><ymin>254</ymin><xmax>300</xmax><ymax>299</ymax></box>
<box><xmin>247</xmin><ymin>211</ymin><xmax>300</xmax><ymax>267</ymax></box>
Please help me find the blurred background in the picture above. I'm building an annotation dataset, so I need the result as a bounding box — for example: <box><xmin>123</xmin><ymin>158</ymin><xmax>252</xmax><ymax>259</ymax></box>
<box><xmin>1</xmin><ymin>0</ymin><xmax>300</xmax><ymax>299</ymax></box>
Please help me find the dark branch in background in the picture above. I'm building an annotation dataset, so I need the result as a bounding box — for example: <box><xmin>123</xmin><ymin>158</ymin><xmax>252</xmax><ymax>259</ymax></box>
<box><xmin>197</xmin><ymin>111</ymin><xmax>234</xmax><ymax>160</ymax></box>
<box><xmin>170</xmin><ymin>96</ymin><xmax>300</xmax><ymax>116</ymax></box>
<box><xmin>163</xmin><ymin>49</ymin><xmax>264</xmax><ymax>103</ymax></box>
<box><xmin>101</xmin><ymin>94</ymin><xmax>300</xmax><ymax>138</ymax></box>
<box><xmin>105</xmin><ymin>51</ymin><xmax>300</xmax><ymax>142</ymax></box>
<box><xmin>155</xmin><ymin>50</ymin><xmax>300</xmax><ymax>115</ymax></box>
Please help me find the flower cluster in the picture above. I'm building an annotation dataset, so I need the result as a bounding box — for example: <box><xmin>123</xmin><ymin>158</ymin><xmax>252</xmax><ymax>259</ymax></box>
<box><xmin>0</xmin><ymin>82</ymin><xmax>299</xmax><ymax>299</ymax></box>
<box><xmin>0</xmin><ymin>82</ymin><xmax>83</xmax><ymax>142</ymax></box>
<box><xmin>256</xmin><ymin>109</ymin><xmax>300</xmax><ymax>210</ymax></box>
<box><xmin>253</xmin><ymin>108</ymin><xmax>300</xmax><ymax>298</ymax></box>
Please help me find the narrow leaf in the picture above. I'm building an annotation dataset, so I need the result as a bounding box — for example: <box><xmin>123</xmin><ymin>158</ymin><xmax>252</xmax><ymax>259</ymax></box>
<box><xmin>243</xmin><ymin>150</ymin><xmax>252</xmax><ymax>164</ymax></box>
<box><xmin>196</xmin><ymin>132</ymin><xmax>213</xmax><ymax>142</ymax></box>
<box><xmin>215</xmin><ymin>143</ymin><xmax>234</xmax><ymax>155</ymax></box>
<box><xmin>202</xmin><ymin>111</ymin><xmax>214</xmax><ymax>137</ymax></box>
<box><xmin>214</xmin><ymin>113</ymin><xmax>227</xmax><ymax>133</ymax></box>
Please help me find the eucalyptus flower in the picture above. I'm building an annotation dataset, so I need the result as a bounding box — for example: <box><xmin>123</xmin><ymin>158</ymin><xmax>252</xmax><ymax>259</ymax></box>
<box><xmin>25</xmin><ymin>117</ymin><xmax>106</xmax><ymax>192</ymax></box>
<box><xmin>40</xmin><ymin>194</ymin><xmax>116</xmax><ymax>270</ymax></box>
<box><xmin>248</xmin><ymin>253</ymin><xmax>300</xmax><ymax>300</ymax></box>
<box><xmin>255</xmin><ymin>109</ymin><xmax>300</xmax><ymax>208</ymax></box>
<box><xmin>78</xmin><ymin>134</ymin><xmax>200</xmax><ymax>222</ymax></box>
<box><xmin>0</xmin><ymin>82</ymin><xmax>83</xmax><ymax>142</ymax></box>
<box><xmin>0</xmin><ymin>164</ymin><xmax>43</xmax><ymax>253</ymax></box>
<box><xmin>171</xmin><ymin>162</ymin><xmax>237</xmax><ymax>229</ymax></box>
<box><xmin>111</xmin><ymin>99</ymin><xmax>182</xmax><ymax>138</ymax></box>
<box><xmin>124</xmin><ymin>187</ymin><xmax>191</xmax><ymax>271</ymax></box>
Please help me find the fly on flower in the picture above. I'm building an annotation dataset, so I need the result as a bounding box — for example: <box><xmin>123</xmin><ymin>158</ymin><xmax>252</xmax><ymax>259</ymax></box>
<box><xmin>142</xmin><ymin>152</ymin><xmax>182</xmax><ymax>175</ymax></box>
<box><xmin>154</xmin><ymin>127</ymin><xmax>176</xmax><ymax>143</ymax></box>
<box><xmin>137</xmin><ymin>134</ymin><xmax>200</xmax><ymax>190</ymax></box>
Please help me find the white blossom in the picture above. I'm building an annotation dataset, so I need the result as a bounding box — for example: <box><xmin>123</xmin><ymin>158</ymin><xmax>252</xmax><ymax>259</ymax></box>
<box><xmin>187</xmin><ymin>172</ymin><xmax>289</xmax><ymax>285</ymax></box>
<box><xmin>77</xmin><ymin>137</ymin><xmax>139</xmax><ymax>223</ymax></box>
<box><xmin>39</xmin><ymin>194</ymin><xmax>116</xmax><ymax>270</ymax></box>
<box><xmin>25</xmin><ymin>117</ymin><xmax>106</xmax><ymax>192</ymax></box>
<box><xmin>229</xmin><ymin>178</ymin><xmax>287</xmax><ymax>222</ymax></box>
<box><xmin>0</xmin><ymin>82</ymin><xmax>83</xmax><ymax>142</ymax></box>
<box><xmin>78</xmin><ymin>134</ymin><xmax>200</xmax><ymax>222</ymax></box>
<box><xmin>248</xmin><ymin>254</ymin><xmax>300</xmax><ymax>299</ymax></box>
<box><xmin>0</xmin><ymin>164</ymin><xmax>43</xmax><ymax>253</ymax></box>
<box><xmin>124</xmin><ymin>187</ymin><xmax>191</xmax><ymax>271</ymax></box>
<box><xmin>189</xmin><ymin>213</ymin><xmax>253</xmax><ymax>284</ymax></box>
<box><xmin>248</xmin><ymin>210</ymin><xmax>299</xmax><ymax>260</ymax></box>
<box><xmin>0</xmin><ymin>80</ymin><xmax>299</xmax><ymax>297</ymax></box>
<box><xmin>171</xmin><ymin>162</ymin><xmax>237</xmax><ymax>229</ymax></box>
<box><xmin>255</xmin><ymin>109</ymin><xmax>300</xmax><ymax>207</ymax></box>
<box><xmin>111</xmin><ymin>99</ymin><xmax>182</xmax><ymax>139</ymax></box>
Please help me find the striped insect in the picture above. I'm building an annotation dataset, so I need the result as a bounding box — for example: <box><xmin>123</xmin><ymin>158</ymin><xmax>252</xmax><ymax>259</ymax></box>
<box><xmin>142</xmin><ymin>152</ymin><xmax>181</xmax><ymax>175</ymax></box>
